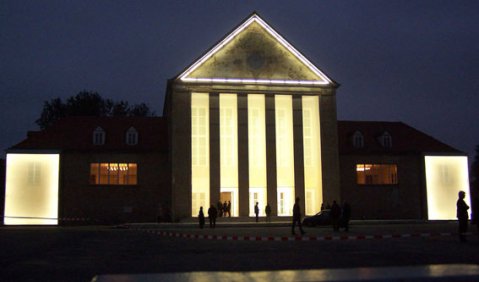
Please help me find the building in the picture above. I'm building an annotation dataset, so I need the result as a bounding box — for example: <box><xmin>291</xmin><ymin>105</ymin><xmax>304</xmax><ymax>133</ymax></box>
<box><xmin>165</xmin><ymin>13</ymin><xmax>341</xmax><ymax>220</ymax></box>
<box><xmin>2</xmin><ymin>13</ymin><xmax>470</xmax><ymax>225</ymax></box>
<box><xmin>338</xmin><ymin>121</ymin><xmax>469</xmax><ymax>220</ymax></box>
<box><xmin>4</xmin><ymin>117</ymin><xmax>169</xmax><ymax>225</ymax></box>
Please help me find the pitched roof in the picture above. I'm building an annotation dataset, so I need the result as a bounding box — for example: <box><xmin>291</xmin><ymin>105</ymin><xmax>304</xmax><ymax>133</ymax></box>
<box><xmin>9</xmin><ymin>116</ymin><xmax>167</xmax><ymax>153</ymax></box>
<box><xmin>338</xmin><ymin>120</ymin><xmax>463</xmax><ymax>155</ymax></box>
<box><xmin>176</xmin><ymin>12</ymin><xmax>336</xmax><ymax>86</ymax></box>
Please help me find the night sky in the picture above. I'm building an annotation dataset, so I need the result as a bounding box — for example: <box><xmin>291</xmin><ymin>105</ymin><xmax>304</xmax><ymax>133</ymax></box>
<box><xmin>1</xmin><ymin>1</ymin><xmax>478</xmax><ymax>162</ymax></box>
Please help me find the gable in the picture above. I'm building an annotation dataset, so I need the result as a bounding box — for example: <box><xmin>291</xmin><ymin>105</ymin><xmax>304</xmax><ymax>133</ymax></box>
<box><xmin>178</xmin><ymin>13</ymin><xmax>332</xmax><ymax>86</ymax></box>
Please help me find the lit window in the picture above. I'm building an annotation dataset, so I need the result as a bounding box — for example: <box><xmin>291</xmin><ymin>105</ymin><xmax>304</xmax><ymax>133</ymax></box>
<box><xmin>126</xmin><ymin>127</ymin><xmax>138</xmax><ymax>145</ymax></box>
<box><xmin>379</xmin><ymin>132</ymin><xmax>392</xmax><ymax>148</ymax></box>
<box><xmin>356</xmin><ymin>164</ymin><xmax>398</xmax><ymax>185</ymax></box>
<box><xmin>89</xmin><ymin>163</ymin><xmax>137</xmax><ymax>185</ymax></box>
<box><xmin>93</xmin><ymin>127</ymin><xmax>105</xmax><ymax>145</ymax></box>
<box><xmin>352</xmin><ymin>131</ymin><xmax>364</xmax><ymax>148</ymax></box>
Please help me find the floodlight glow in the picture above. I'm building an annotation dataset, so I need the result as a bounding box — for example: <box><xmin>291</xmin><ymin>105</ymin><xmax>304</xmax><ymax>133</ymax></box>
<box><xmin>425</xmin><ymin>156</ymin><xmax>470</xmax><ymax>220</ymax></box>
<box><xmin>302</xmin><ymin>96</ymin><xmax>322</xmax><ymax>215</ymax></box>
<box><xmin>191</xmin><ymin>93</ymin><xmax>210</xmax><ymax>216</ymax></box>
<box><xmin>220</xmin><ymin>94</ymin><xmax>239</xmax><ymax>216</ymax></box>
<box><xmin>4</xmin><ymin>154</ymin><xmax>59</xmax><ymax>225</ymax></box>
<box><xmin>179</xmin><ymin>14</ymin><xmax>332</xmax><ymax>86</ymax></box>
<box><xmin>275</xmin><ymin>95</ymin><xmax>295</xmax><ymax>216</ymax></box>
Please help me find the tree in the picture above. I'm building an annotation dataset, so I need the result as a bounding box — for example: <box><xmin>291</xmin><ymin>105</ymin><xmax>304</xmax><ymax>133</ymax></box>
<box><xmin>36</xmin><ymin>91</ymin><xmax>155</xmax><ymax>129</ymax></box>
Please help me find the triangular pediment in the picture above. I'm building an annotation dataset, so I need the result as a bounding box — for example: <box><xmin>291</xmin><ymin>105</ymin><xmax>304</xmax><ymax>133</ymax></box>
<box><xmin>178</xmin><ymin>13</ymin><xmax>332</xmax><ymax>86</ymax></box>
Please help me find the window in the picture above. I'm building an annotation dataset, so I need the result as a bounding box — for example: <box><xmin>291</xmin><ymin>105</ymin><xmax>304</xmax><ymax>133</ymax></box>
<box><xmin>352</xmin><ymin>131</ymin><xmax>364</xmax><ymax>148</ymax></box>
<box><xmin>27</xmin><ymin>161</ymin><xmax>41</xmax><ymax>185</ymax></box>
<box><xmin>356</xmin><ymin>164</ymin><xmax>398</xmax><ymax>185</ymax></box>
<box><xmin>379</xmin><ymin>131</ymin><xmax>392</xmax><ymax>148</ymax></box>
<box><xmin>126</xmin><ymin>127</ymin><xmax>138</xmax><ymax>145</ymax></box>
<box><xmin>93</xmin><ymin>127</ymin><xmax>105</xmax><ymax>145</ymax></box>
<box><xmin>90</xmin><ymin>163</ymin><xmax>137</xmax><ymax>185</ymax></box>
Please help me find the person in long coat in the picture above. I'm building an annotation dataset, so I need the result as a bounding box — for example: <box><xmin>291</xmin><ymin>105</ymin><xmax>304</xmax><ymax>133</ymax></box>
<box><xmin>457</xmin><ymin>191</ymin><xmax>470</xmax><ymax>242</ymax></box>
<box><xmin>292</xmin><ymin>197</ymin><xmax>305</xmax><ymax>235</ymax></box>
<box><xmin>208</xmin><ymin>204</ymin><xmax>217</xmax><ymax>228</ymax></box>
<box><xmin>198</xmin><ymin>206</ymin><xmax>205</xmax><ymax>229</ymax></box>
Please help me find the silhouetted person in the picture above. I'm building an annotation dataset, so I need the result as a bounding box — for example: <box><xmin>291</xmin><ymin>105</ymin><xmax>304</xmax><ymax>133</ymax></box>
<box><xmin>254</xmin><ymin>202</ymin><xmax>260</xmax><ymax>222</ymax></box>
<box><xmin>292</xmin><ymin>197</ymin><xmax>305</xmax><ymax>235</ymax></box>
<box><xmin>198</xmin><ymin>206</ymin><xmax>205</xmax><ymax>229</ymax></box>
<box><xmin>265</xmin><ymin>203</ymin><xmax>271</xmax><ymax>222</ymax></box>
<box><xmin>217</xmin><ymin>201</ymin><xmax>223</xmax><ymax>217</ymax></box>
<box><xmin>341</xmin><ymin>201</ymin><xmax>352</xmax><ymax>232</ymax></box>
<box><xmin>331</xmin><ymin>200</ymin><xmax>341</xmax><ymax>232</ymax></box>
<box><xmin>227</xmin><ymin>201</ymin><xmax>231</xmax><ymax>217</ymax></box>
<box><xmin>457</xmin><ymin>191</ymin><xmax>469</xmax><ymax>242</ymax></box>
<box><xmin>223</xmin><ymin>201</ymin><xmax>228</xmax><ymax>217</ymax></box>
<box><xmin>208</xmin><ymin>204</ymin><xmax>217</xmax><ymax>228</ymax></box>
<box><xmin>321</xmin><ymin>203</ymin><xmax>325</xmax><ymax>211</ymax></box>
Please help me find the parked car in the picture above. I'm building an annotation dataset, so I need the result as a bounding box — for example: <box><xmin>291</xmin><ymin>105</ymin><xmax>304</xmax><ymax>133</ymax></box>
<box><xmin>302</xmin><ymin>210</ymin><xmax>331</xmax><ymax>227</ymax></box>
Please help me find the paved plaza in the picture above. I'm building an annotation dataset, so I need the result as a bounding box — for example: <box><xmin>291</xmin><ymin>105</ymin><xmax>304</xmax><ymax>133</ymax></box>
<box><xmin>1</xmin><ymin>221</ymin><xmax>478</xmax><ymax>281</ymax></box>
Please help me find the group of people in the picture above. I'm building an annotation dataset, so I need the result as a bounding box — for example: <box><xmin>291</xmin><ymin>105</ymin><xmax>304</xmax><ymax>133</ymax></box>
<box><xmin>217</xmin><ymin>201</ymin><xmax>231</xmax><ymax>218</ymax></box>
<box><xmin>254</xmin><ymin>202</ymin><xmax>272</xmax><ymax>222</ymax></box>
<box><xmin>328</xmin><ymin>200</ymin><xmax>352</xmax><ymax>232</ymax></box>
<box><xmin>198</xmin><ymin>191</ymin><xmax>471</xmax><ymax>242</ymax></box>
<box><xmin>197</xmin><ymin>204</ymin><xmax>222</xmax><ymax>229</ymax></box>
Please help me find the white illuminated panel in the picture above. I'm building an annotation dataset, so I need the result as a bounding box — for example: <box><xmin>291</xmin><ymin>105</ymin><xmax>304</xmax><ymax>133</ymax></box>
<box><xmin>275</xmin><ymin>95</ymin><xmax>295</xmax><ymax>216</ymax></box>
<box><xmin>191</xmin><ymin>93</ymin><xmax>210</xmax><ymax>216</ymax></box>
<box><xmin>179</xmin><ymin>14</ymin><xmax>332</xmax><ymax>86</ymax></box>
<box><xmin>302</xmin><ymin>96</ymin><xmax>322</xmax><ymax>215</ymax></box>
<box><xmin>248</xmin><ymin>94</ymin><xmax>267</xmax><ymax>216</ymax></box>
<box><xmin>4</xmin><ymin>154</ymin><xmax>59</xmax><ymax>225</ymax></box>
<box><xmin>425</xmin><ymin>156</ymin><xmax>470</xmax><ymax>220</ymax></box>
<box><xmin>220</xmin><ymin>94</ymin><xmax>239</xmax><ymax>216</ymax></box>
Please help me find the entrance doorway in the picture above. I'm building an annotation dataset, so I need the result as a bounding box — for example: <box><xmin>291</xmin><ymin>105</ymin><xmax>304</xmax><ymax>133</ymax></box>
<box><xmin>220</xmin><ymin>191</ymin><xmax>232</xmax><ymax>217</ymax></box>
<box><xmin>249</xmin><ymin>187</ymin><xmax>266</xmax><ymax>217</ymax></box>
<box><xmin>277</xmin><ymin>187</ymin><xmax>293</xmax><ymax>216</ymax></box>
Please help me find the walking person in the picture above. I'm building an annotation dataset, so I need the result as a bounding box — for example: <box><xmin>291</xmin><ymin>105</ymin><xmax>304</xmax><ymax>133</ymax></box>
<box><xmin>292</xmin><ymin>197</ymin><xmax>305</xmax><ymax>235</ymax></box>
<box><xmin>208</xmin><ymin>204</ymin><xmax>217</xmax><ymax>228</ymax></box>
<box><xmin>265</xmin><ymin>203</ymin><xmax>271</xmax><ymax>223</ymax></box>
<box><xmin>198</xmin><ymin>206</ymin><xmax>205</xmax><ymax>229</ymax></box>
<box><xmin>254</xmin><ymin>202</ymin><xmax>260</xmax><ymax>222</ymax></box>
<box><xmin>457</xmin><ymin>190</ymin><xmax>470</xmax><ymax>242</ymax></box>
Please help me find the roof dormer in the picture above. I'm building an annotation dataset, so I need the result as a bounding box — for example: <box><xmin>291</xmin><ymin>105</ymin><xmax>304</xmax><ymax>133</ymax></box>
<box><xmin>379</xmin><ymin>131</ymin><xmax>392</xmax><ymax>148</ymax></box>
<box><xmin>93</xmin><ymin>127</ymin><xmax>105</xmax><ymax>145</ymax></box>
<box><xmin>126</xmin><ymin>127</ymin><xmax>138</xmax><ymax>146</ymax></box>
<box><xmin>352</xmin><ymin>131</ymin><xmax>364</xmax><ymax>148</ymax></box>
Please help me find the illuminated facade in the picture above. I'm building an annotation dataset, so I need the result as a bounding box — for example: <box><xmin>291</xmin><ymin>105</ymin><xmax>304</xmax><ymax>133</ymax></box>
<box><xmin>2</xmin><ymin>13</ymin><xmax>471</xmax><ymax>225</ymax></box>
<box><xmin>166</xmin><ymin>13</ymin><xmax>340</xmax><ymax>219</ymax></box>
<box><xmin>338</xmin><ymin>121</ymin><xmax>470</xmax><ymax>220</ymax></box>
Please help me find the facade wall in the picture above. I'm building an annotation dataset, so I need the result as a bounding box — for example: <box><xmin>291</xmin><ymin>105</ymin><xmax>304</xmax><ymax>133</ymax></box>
<box><xmin>339</xmin><ymin>154</ymin><xmax>426</xmax><ymax>220</ymax></box>
<box><xmin>60</xmin><ymin>152</ymin><xmax>169</xmax><ymax>224</ymax></box>
<box><xmin>320</xmin><ymin>91</ymin><xmax>341</xmax><ymax>205</ymax></box>
<box><xmin>168</xmin><ymin>84</ymin><xmax>340</xmax><ymax>221</ymax></box>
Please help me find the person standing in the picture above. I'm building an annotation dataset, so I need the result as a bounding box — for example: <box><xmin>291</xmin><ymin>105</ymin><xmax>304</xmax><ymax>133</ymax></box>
<box><xmin>457</xmin><ymin>190</ymin><xmax>470</xmax><ymax>242</ymax></box>
<box><xmin>208</xmin><ymin>204</ymin><xmax>217</xmax><ymax>228</ymax></box>
<box><xmin>292</xmin><ymin>197</ymin><xmax>305</xmax><ymax>235</ymax></box>
<box><xmin>198</xmin><ymin>206</ymin><xmax>205</xmax><ymax>229</ymax></box>
<box><xmin>341</xmin><ymin>201</ymin><xmax>352</xmax><ymax>232</ymax></box>
<box><xmin>331</xmin><ymin>200</ymin><xmax>341</xmax><ymax>232</ymax></box>
<box><xmin>265</xmin><ymin>203</ymin><xmax>271</xmax><ymax>223</ymax></box>
<box><xmin>227</xmin><ymin>201</ymin><xmax>232</xmax><ymax>217</ymax></box>
<box><xmin>254</xmin><ymin>202</ymin><xmax>260</xmax><ymax>222</ymax></box>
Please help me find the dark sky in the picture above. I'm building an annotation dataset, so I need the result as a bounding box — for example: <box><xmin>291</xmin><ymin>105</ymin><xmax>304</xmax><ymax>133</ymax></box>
<box><xmin>1</xmin><ymin>1</ymin><xmax>478</xmax><ymax>161</ymax></box>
